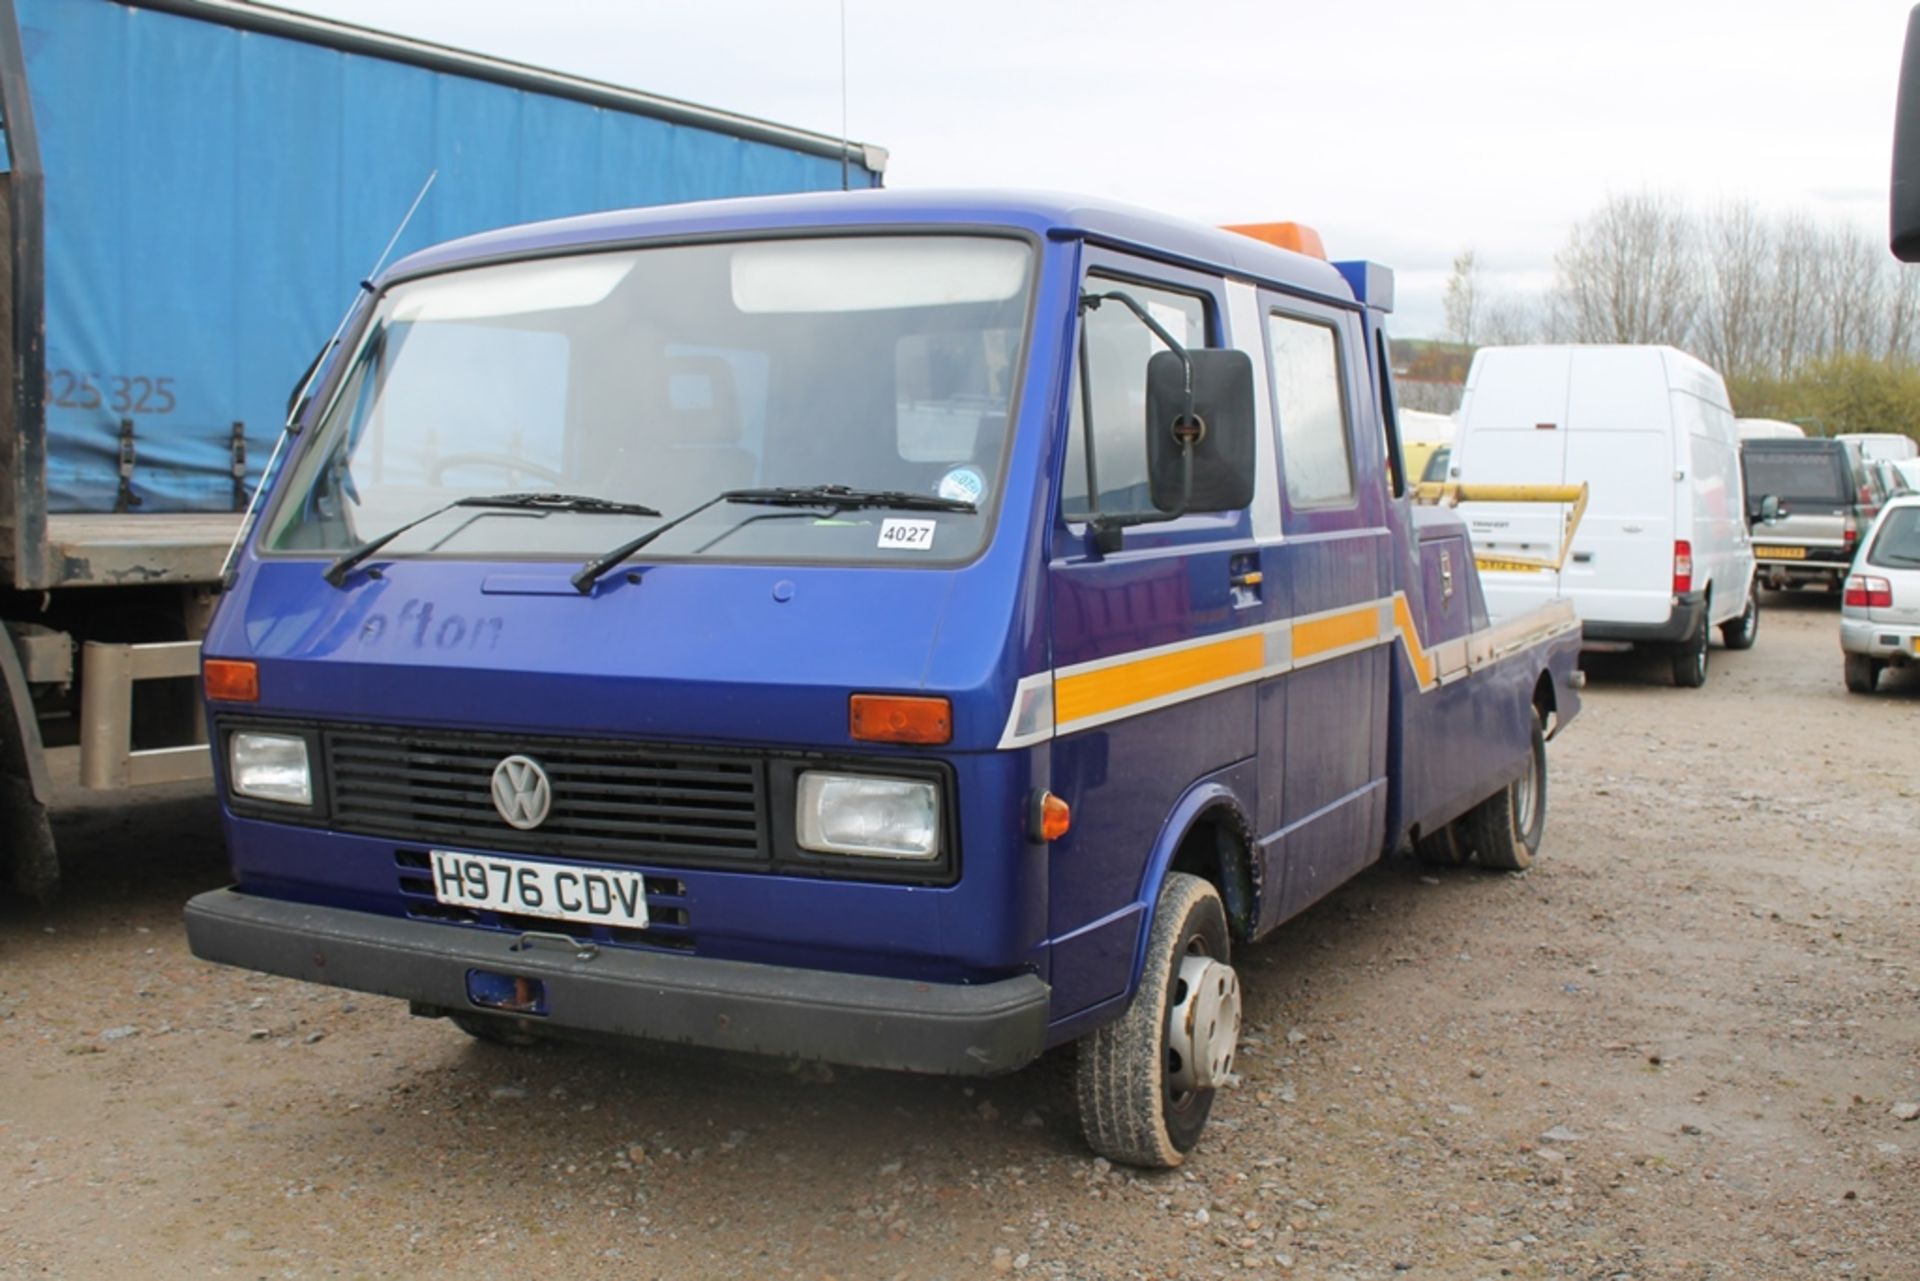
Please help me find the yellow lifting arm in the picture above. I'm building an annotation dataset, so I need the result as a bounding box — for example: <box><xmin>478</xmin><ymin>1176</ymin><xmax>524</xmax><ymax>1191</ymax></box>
<box><xmin>1411</xmin><ymin>482</ymin><xmax>1591</xmax><ymax>574</ymax></box>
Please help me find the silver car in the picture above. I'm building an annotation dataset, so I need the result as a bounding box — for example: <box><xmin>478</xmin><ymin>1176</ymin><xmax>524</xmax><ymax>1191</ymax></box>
<box><xmin>1841</xmin><ymin>494</ymin><xmax>1920</xmax><ymax>693</ymax></box>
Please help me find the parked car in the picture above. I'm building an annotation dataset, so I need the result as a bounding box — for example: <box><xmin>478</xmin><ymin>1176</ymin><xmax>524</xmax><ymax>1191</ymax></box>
<box><xmin>1399</xmin><ymin>409</ymin><xmax>1455</xmax><ymax>487</ymax></box>
<box><xmin>1452</xmin><ymin>344</ymin><xmax>1759</xmax><ymax>688</ymax></box>
<box><xmin>1742</xmin><ymin>438</ymin><xmax>1885</xmax><ymax>593</ymax></box>
<box><xmin>1840</xmin><ymin>494</ymin><xmax>1920</xmax><ymax>692</ymax></box>
<box><xmin>1837</xmin><ymin>432</ymin><xmax>1919</xmax><ymax>464</ymax></box>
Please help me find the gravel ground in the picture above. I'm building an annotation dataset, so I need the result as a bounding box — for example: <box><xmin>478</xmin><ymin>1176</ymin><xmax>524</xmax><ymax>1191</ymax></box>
<box><xmin>2</xmin><ymin>590</ymin><xmax>1916</xmax><ymax>1280</ymax></box>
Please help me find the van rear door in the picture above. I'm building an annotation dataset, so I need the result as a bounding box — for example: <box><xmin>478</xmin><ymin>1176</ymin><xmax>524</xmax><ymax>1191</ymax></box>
<box><xmin>1454</xmin><ymin>348</ymin><xmax>1571</xmax><ymax>619</ymax></box>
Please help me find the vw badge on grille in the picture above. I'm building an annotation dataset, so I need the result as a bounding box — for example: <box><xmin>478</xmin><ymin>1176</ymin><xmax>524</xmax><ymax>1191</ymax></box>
<box><xmin>491</xmin><ymin>754</ymin><xmax>552</xmax><ymax>830</ymax></box>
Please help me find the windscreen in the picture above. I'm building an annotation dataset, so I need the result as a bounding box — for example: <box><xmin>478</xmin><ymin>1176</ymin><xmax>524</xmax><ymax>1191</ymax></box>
<box><xmin>1867</xmin><ymin>506</ymin><xmax>1920</xmax><ymax>568</ymax></box>
<box><xmin>262</xmin><ymin>236</ymin><xmax>1033</xmax><ymax>564</ymax></box>
<box><xmin>1741</xmin><ymin>448</ymin><xmax>1848</xmax><ymax>505</ymax></box>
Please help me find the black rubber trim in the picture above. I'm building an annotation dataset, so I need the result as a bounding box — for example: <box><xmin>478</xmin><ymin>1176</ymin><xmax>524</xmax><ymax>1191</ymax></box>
<box><xmin>1579</xmin><ymin>591</ymin><xmax>1707</xmax><ymax>646</ymax></box>
<box><xmin>185</xmin><ymin>888</ymin><xmax>1049</xmax><ymax>1076</ymax></box>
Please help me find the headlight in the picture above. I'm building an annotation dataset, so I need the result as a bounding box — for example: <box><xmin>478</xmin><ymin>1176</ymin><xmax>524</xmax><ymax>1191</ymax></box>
<box><xmin>229</xmin><ymin>731</ymin><xmax>313</xmax><ymax>806</ymax></box>
<box><xmin>795</xmin><ymin>772</ymin><xmax>940</xmax><ymax>859</ymax></box>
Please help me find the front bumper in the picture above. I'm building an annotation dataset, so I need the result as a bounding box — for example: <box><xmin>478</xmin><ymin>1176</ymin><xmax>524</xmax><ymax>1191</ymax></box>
<box><xmin>1840</xmin><ymin>617</ymin><xmax>1920</xmax><ymax>663</ymax></box>
<box><xmin>1580</xmin><ymin>590</ymin><xmax>1706</xmax><ymax>647</ymax></box>
<box><xmin>185</xmin><ymin>888</ymin><xmax>1051</xmax><ymax>1075</ymax></box>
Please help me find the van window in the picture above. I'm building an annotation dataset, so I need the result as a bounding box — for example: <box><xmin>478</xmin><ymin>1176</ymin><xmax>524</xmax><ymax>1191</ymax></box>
<box><xmin>1062</xmin><ymin>278</ymin><xmax>1209</xmax><ymax>519</ymax></box>
<box><xmin>1268</xmin><ymin>313</ymin><xmax>1353</xmax><ymax>507</ymax></box>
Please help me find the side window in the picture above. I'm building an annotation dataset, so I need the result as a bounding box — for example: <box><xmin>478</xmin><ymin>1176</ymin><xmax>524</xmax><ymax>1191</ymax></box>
<box><xmin>1268</xmin><ymin>313</ymin><xmax>1353</xmax><ymax>508</ymax></box>
<box><xmin>1062</xmin><ymin>277</ymin><xmax>1208</xmax><ymax>520</ymax></box>
<box><xmin>1376</xmin><ymin>329</ymin><xmax>1405</xmax><ymax>498</ymax></box>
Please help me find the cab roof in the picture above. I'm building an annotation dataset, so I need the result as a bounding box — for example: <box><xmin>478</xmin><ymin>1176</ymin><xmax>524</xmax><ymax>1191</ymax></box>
<box><xmin>382</xmin><ymin>188</ymin><xmax>1358</xmax><ymax>307</ymax></box>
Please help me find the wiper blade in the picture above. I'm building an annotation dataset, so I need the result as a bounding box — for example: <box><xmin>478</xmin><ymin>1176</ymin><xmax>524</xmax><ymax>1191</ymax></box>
<box><xmin>323</xmin><ymin>491</ymin><xmax>659</xmax><ymax>588</ymax></box>
<box><xmin>568</xmin><ymin>484</ymin><xmax>979</xmax><ymax>595</ymax></box>
<box><xmin>722</xmin><ymin>484</ymin><xmax>977</xmax><ymax>514</ymax></box>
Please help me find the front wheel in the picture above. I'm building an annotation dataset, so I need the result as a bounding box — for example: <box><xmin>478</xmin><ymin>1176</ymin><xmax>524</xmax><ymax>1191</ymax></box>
<box><xmin>1464</xmin><ymin>707</ymin><xmax>1548</xmax><ymax>871</ymax></box>
<box><xmin>1843</xmin><ymin>653</ymin><xmax>1881</xmax><ymax>694</ymax></box>
<box><xmin>1077</xmin><ymin>872</ymin><xmax>1240</xmax><ymax>1168</ymax></box>
<box><xmin>1720</xmin><ymin>588</ymin><xmax>1759</xmax><ymax>651</ymax></box>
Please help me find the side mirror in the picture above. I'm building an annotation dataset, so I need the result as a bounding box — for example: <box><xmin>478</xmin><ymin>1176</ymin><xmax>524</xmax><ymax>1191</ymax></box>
<box><xmin>1754</xmin><ymin>494</ymin><xmax>1785</xmax><ymax>525</ymax></box>
<box><xmin>1145</xmin><ymin>348</ymin><xmax>1256</xmax><ymax>514</ymax></box>
<box><xmin>1897</xmin><ymin>7</ymin><xmax>1920</xmax><ymax>259</ymax></box>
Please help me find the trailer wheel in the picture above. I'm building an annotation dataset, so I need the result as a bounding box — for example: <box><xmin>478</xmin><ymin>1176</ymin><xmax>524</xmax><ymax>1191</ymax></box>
<box><xmin>1670</xmin><ymin>619</ymin><xmax>1709</xmax><ymax>688</ymax></box>
<box><xmin>1077</xmin><ymin>872</ymin><xmax>1239</xmax><ymax>1168</ymax></box>
<box><xmin>1719</xmin><ymin>588</ymin><xmax>1759</xmax><ymax>651</ymax></box>
<box><xmin>1468</xmin><ymin>708</ymin><xmax>1547</xmax><ymax>871</ymax></box>
<box><xmin>1843</xmin><ymin>653</ymin><xmax>1881</xmax><ymax>694</ymax></box>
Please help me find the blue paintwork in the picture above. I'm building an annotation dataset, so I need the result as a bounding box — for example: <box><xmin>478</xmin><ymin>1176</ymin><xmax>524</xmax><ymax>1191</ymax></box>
<box><xmin>208</xmin><ymin>189</ymin><xmax>1582</xmax><ymax>1056</ymax></box>
<box><xmin>14</xmin><ymin>0</ymin><xmax>880</xmax><ymax>514</ymax></box>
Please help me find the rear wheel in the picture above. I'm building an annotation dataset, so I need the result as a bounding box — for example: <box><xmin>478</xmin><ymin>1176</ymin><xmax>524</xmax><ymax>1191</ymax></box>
<box><xmin>1719</xmin><ymin>588</ymin><xmax>1759</xmax><ymax>651</ymax></box>
<box><xmin>1670</xmin><ymin>618</ymin><xmax>1709</xmax><ymax>688</ymax></box>
<box><xmin>1465</xmin><ymin>708</ymin><xmax>1547</xmax><ymax>871</ymax></box>
<box><xmin>1077</xmin><ymin>872</ymin><xmax>1239</xmax><ymax>1168</ymax></box>
<box><xmin>1844</xmin><ymin>653</ymin><xmax>1881</xmax><ymax>694</ymax></box>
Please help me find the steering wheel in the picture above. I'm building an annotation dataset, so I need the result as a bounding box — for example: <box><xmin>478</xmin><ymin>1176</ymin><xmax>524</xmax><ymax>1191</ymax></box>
<box><xmin>428</xmin><ymin>452</ymin><xmax>567</xmax><ymax>487</ymax></box>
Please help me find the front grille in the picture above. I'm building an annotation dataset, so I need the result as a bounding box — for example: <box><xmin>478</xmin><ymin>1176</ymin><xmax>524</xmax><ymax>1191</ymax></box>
<box><xmin>324</xmin><ymin>725</ymin><xmax>769</xmax><ymax>869</ymax></box>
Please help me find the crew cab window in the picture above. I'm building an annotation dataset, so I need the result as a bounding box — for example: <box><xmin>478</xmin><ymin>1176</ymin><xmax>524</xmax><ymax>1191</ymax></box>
<box><xmin>1268</xmin><ymin>313</ymin><xmax>1354</xmax><ymax>507</ymax></box>
<box><xmin>1062</xmin><ymin>278</ymin><xmax>1209</xmax><ymax>520</ymax></box>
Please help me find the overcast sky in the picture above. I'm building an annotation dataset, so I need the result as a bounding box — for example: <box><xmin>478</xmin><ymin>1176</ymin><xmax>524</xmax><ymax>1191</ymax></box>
<box><xmin>290</xmin><ymin>0</ymin><xmax>1914</xmax><ymax>338</ymax></box>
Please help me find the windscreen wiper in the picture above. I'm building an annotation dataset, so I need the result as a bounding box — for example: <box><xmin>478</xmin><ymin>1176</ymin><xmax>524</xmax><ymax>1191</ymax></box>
<box><xmin>322</xmin><ymin>492</ymin><xmax>660</xmax><ymax>588</ymax></box>
<box><xmin>720</xmin><ymin>484</ymin><xmax>978</xmax><ymax>514</ymax></box>
<box><xmin>570</xmin><ymin>484</ymin><xmax>978</xmax><ymax>595</ymax></box>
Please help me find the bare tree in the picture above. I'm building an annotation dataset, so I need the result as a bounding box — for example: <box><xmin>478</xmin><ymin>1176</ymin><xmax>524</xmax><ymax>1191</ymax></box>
<box><xmin>1479</xmin><ymin>295</ymin><xmax>1545</xmax><ymax>346</ymax></box>
<box><xmin>1698</xmin><ymin>200</ymin><xmax>1773</xmax><ymax>380</ymax></box>
<box><xmin>1549</xmin><ymin>192</ymin><xmax>1701</xmax><ymax>347</ymax></box>
<box><xmin>1769</xmin><ymin>212</ymin><xmax>1820</xmax><ymax>375</ymax></box>
<box><xmin>1442</xmin><ymin>250</ymin><xmax>1480</xmax><ymax>345</ymax></box>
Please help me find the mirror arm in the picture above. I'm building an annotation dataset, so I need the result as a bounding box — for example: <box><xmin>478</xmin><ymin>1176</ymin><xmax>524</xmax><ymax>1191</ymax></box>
<box><xmin>1075</xmin><ymin>320</ymin><xmax>1102</xmax><ymax>520</ymax></box>
<box><xmin>1077</xmin><ymin>289</ymin><xmax>1200</xmax><ymax>548</ymax></box>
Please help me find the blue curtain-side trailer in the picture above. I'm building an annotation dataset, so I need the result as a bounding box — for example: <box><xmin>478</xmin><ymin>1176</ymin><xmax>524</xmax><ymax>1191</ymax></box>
<box><xmin>0</xmin><ymin>0</ymin><xmax>883</xmax><ymax>894</ymax></box>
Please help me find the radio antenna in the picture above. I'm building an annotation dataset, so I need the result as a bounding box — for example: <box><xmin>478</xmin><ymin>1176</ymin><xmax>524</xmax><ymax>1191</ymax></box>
<box><xmin>219</xmin><ymin>169</ymin><xmax>439</xmax><ymax>583</ymax></box>
<box><xmin>839</xmin><ymin>0</ymin><xmax>850</xmax><ymax>190</ymax></box>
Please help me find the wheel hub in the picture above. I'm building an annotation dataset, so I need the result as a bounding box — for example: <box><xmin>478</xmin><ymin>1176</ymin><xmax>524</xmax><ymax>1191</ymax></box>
<box><xmin>1166</xmin><ymin>954</ymin><xmax>1242</xmax><ymax>1091</ymax></box>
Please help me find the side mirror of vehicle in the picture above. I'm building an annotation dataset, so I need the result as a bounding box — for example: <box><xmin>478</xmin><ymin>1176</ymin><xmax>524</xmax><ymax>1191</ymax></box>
<box><xmin>1754</xmin><ymin>494</ymin><xmax>1785</xmax><ymax>524</ymax></box>
<box><xmin>1145</xmin><ymin>347</ymin><xmax>1256</xmax><ymax>514</ymax></box>
<box><xmin>1896</xmin><ymin>7</ymin><xmax>1920</xmax><ymax>260</ymax></box>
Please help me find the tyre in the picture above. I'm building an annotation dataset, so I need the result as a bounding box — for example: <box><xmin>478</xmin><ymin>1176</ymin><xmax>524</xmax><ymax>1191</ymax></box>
<box><xmin>451</xmin><ymin>1013</ymin><xmax>544</xmax><ymax>1047</ymax></box>
<box><xmin>1414</xmin><ymin>822</ymin><xmax>1467</xmax><ymax>867</ymax></box>
<box><xmin>1670</xmin><ymin>619</ymin><xmax>1709</xmax><ymax>688</ymax></box>
<box><xmin>1719</xmin><ymin>588</ymin><xmax>1759</xmax><ymax>651</ymax></box>
<box><xmin>1465</xmin><ymin>707</ymin><xmax>1547</xmax><ymax>872</ymax></box>
<box><xmin>1843</xmin><ymin>653</ymin><xmax>1881</xmax><ymax>694</ymax></box>
<box><xmin>1077</xmin><ymin>872</ymin><xmax>1240</xmax><ymax>1168</ymax></box>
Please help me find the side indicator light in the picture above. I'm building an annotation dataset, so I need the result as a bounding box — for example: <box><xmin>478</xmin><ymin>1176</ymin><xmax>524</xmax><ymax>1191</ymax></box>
<box><xmin>849</xmin><ymin>694</ymin><xmax>952</xmax><ymax>745</ymax></box>
<box><xmin>203</xmin><ymin>658</ymin><xmax>260</xmax><ymax>703</ymax></box>
<box><xmin>1032</xmin><ymin>791</ymin><xmax>1072</xmax><ymax>842</ymax></box>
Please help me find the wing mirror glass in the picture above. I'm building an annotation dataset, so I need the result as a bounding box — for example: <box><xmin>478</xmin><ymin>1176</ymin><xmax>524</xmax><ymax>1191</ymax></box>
<box><xmin>1145</xmin><ymin>347</ymin><xmax>1256</xmax><ymax>515</ymax></box>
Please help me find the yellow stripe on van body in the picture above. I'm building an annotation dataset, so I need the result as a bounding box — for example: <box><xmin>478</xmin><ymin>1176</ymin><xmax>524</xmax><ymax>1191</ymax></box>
<box><xmin>1390</xmin><ymin>594</ymin><xmax>1436</xmax><ymax>688</ymax></box>
<box><xmin>1291</xmin><ymin>603</ymin><xmax>1380</xmax><ymax>661</ymax></box>
<box><xmin>1054</xmin><ymin>631</ymin><xmax>1266</xmax><ymax>726</ymax></box>
<box><xmin>1003</xmin><ymin>589</ymin><xmax>1579</xmax><ymax>747</ymax></box>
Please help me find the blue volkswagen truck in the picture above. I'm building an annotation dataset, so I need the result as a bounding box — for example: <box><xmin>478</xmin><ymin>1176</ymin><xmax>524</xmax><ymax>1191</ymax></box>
<box><xmin>184</xmin><ymin>191</ymin><xmax>1582</xmax><ymax>1167</ymax></box>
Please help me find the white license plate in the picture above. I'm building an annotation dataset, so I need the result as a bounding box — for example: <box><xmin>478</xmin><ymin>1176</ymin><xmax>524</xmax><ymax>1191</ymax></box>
<box><xmin>430</xmin><ymin>850</ymin><xmax>649</xmax><ymax>929</ymax></box>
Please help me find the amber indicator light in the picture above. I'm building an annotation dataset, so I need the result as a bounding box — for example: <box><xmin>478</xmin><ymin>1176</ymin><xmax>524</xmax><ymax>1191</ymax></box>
<box><xmin>1038</xmin><ymin>792</ymin><xmax>1072</xmax><ymax>842</ymax></box>
<box><xmin>849</xmin><ymin>694</ymin><xmax>952</xmax><ymax>745</ymax></box>
<box><xmin>203</xmin><ymin>658</ymin><xmax>260</xmax><ymax>703</ymax></box>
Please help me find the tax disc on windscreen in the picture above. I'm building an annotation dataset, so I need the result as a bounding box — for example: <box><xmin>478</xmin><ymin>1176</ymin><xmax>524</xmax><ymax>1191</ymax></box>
<box><xmin>937</xmin><ymin>466</ymin><xmax>986</xmax><ymax>506</ymax></box>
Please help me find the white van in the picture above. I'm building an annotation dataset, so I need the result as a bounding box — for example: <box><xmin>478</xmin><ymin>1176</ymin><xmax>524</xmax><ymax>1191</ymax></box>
<box><xmin>1451</xmin><ymin>345</ymin><xmax>1758</xmax><ymax>687</ymax></box>
<box><xmin>1838</xmin><ymin>432</ymin><xmax>1919</xmax><ymax>464</ymax></box>
<box><xmin>1737</xmin><ymin>418</ymin><xmax>1807</xmax><ymax>441</ymax></box>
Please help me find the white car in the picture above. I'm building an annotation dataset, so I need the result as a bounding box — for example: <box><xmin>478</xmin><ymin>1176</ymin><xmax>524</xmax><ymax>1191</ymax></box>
<box><xmin>1841</xmin><ymin>494</ymin><xmax>1920</xmax><ymax>693</ymax></box>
